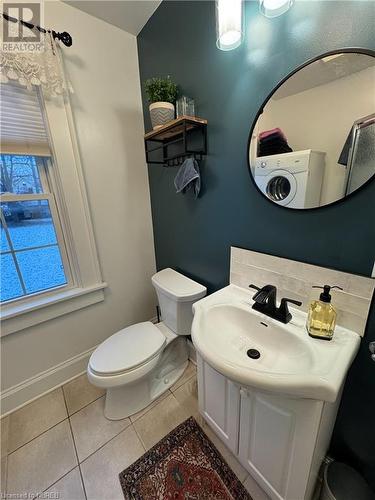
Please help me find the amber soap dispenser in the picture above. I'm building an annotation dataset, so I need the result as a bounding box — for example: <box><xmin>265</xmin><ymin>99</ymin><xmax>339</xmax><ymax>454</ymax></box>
<box><xmin>306</xmin><ymin>285</ymin><xmax>343</xmax><ymax>340</ymax></box>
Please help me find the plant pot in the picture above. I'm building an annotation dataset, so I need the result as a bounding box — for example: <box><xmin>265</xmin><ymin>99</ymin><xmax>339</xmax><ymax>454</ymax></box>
<box><xmin>149</xmin><ymin>102</ymin><xmax>175</xmax><ymax>130</ymax></box>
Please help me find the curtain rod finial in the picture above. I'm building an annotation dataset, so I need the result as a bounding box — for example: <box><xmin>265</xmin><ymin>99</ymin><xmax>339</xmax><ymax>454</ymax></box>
<box><xmin>58</xmin><ymin>32</ymin><xmax>73</xmax><ymax>47</ymax></box>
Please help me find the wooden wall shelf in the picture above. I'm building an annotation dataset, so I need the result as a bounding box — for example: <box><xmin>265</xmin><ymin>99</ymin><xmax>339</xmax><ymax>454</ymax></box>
<box><xmin>144</xmin><ymin>116</ymin><xmax>207</xmax><ymax>167</ymax></box>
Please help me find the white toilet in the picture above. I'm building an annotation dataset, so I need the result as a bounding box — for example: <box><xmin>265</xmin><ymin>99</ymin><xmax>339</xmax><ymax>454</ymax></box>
<box><xmin>87</xmin><ymin>268</ymin><xmax>206</xmax><ymax>420</ymax></box>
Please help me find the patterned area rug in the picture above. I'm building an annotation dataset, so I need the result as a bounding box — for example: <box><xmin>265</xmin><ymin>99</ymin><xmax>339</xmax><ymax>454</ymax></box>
<box><xmin>119</xmin><ymin>416</ymin><xmax>251</xmax><ymax>499</ymax></box>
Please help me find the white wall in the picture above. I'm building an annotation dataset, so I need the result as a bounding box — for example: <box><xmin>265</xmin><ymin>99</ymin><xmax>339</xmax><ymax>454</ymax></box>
<box><xmin>1</xmin><ymin>1</ymin><xmax>156</xmax><ymax>413</ymax></box>
<box><xmin>257</xmin><ymin>66</ymin><xmax>375</xmax><ymax>205</ymax></box>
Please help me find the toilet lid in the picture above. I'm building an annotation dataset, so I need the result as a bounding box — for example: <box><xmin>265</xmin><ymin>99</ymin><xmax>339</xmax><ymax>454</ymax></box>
<box><xmin>89</xmin><ymin>322</ymin><xmax>166</xmax><ymax>376</ymax></box>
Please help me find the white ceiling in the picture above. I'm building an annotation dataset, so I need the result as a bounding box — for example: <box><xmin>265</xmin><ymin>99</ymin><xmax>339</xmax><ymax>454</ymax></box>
<box><xmin>63</xmin><ymin>0</ymin><xmax>162</xmax><ymax>35</ymax></box>
<box><xmin>273</xmin><ymin>53</ymin><xmax>375</xmax><ymax>100</ymax></box>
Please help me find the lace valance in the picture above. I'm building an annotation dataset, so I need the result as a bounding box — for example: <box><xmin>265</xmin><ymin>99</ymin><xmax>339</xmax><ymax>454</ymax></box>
<box><xmin>0</xmin><ymin>25</ymin><xmax>72</xmax><ymax>97</ymax></box>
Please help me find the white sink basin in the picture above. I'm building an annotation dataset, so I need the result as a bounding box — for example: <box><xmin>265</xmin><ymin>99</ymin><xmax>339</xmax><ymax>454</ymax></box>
<box><xmin>191</xmin><ymin>285</ymin><xmax>360</xmax><ymax>402</ymax></box>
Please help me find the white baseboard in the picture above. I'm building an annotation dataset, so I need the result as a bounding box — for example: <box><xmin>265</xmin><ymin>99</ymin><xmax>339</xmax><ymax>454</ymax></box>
<box><xmin>1</xmin><ymin>316</ymin><xmax>195</xmax><ymax>417</ymax></box>
<box><xmin>1</xmin><ymin>345</ymin><xmax>97</xmax><ymax>417</ymax></box>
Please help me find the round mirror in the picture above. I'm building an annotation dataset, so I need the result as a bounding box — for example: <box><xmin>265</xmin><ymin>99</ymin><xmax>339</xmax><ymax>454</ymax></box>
<box><xmin>248</xmin><ymin>50</ymin><xmax>375</xmax><ymax>209</ymax></box>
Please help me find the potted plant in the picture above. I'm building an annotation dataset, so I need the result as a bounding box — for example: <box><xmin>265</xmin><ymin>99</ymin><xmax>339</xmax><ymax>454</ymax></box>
<box><xmin>145</xmin><ymin>76</ymin><xmax>179</xmax><ymax>130</ymax></box>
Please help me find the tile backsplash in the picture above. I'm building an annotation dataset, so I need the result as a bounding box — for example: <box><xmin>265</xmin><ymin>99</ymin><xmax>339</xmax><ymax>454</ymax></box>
<box><xmin>230</xmin><ymin>247</ymin><xmax>375</xmax><ymax>337</ymax></box>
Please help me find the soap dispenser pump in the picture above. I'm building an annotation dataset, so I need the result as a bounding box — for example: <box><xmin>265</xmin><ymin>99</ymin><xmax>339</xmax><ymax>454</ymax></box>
<box><xmin>306</xmin><ymin>285</ymin><xmax>343</xmax><ymax>340</ymax></box>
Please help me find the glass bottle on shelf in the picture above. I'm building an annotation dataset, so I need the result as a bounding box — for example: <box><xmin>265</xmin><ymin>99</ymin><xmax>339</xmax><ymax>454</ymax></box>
<box><xmin>176</xmin><ymin>96</ymin><xmax>195</xmax><ymax>118</ymax></box>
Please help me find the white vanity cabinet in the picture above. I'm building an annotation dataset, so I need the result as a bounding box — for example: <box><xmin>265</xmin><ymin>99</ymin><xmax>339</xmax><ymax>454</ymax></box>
<box><xmin>197</xmin><ymin>354</ymin><xmax>240</xmax><ymax>454</ymax></box>
<box><xmin>238</xmin><ymin>387</ymin><xmax>326</xmax><ymax>500</ymax></box>
<box><xmin>197</xmin><ymin>354</ymin><xmax>341</xmax><ymax>500</ymax></box>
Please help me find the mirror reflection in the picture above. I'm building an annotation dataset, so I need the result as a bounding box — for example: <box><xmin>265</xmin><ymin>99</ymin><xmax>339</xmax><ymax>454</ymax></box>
<box><xmin>249</xmin><ymin>52</ymin><xmax>375</xmax><ymax>209</ymax></box>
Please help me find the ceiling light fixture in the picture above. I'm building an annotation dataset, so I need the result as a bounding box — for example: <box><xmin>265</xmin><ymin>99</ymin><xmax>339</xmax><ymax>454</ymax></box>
<box><xmin>216</xmin><ymin>0</ymin><xmax>243</xmax><ymax>51</ymax></box>
<box><xmin>259</xmin><ymin>0</ymin><xmax>294</xmax><ymax>18</ymax></box>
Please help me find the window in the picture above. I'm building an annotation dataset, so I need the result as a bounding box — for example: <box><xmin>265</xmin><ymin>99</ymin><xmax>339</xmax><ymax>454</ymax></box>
<box><xmin>1</xmin><ymin>154</ymin><xmax>71</xmax><ymax>302</ymax></box>
<box><xmin>1</xmin><ymin>81</ymin><xmax>106</xmax><ymax>335</ymax></box>
<box><xmin>1</xmin><ymin>82</ymin><xmax>71</xmax><ymax>303</ymax></box>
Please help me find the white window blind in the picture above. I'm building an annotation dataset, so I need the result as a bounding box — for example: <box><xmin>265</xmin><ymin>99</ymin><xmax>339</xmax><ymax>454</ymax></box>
<box><xmin>0</xmin><ymin>82</ymin><xmax>51</xmax><ymax>156</ymax></box>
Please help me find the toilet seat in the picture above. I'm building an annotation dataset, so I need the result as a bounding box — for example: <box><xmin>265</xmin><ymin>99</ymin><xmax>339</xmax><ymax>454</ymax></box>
<box><xmin>89</xmin><ymin>322</ymin><xmax>166</xmax><ymax>377</ymax></box>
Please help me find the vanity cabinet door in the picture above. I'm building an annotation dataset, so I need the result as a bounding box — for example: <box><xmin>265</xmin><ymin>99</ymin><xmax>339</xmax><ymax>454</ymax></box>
<box><xmin>197</xmin><ymin>354</ymin><xmax>240</xmax><ymax>454</ymax></box>
<box><xmin>238</xmin><ymin>388</ymin><xmax>323</xmax><ymax>500</ymax></box>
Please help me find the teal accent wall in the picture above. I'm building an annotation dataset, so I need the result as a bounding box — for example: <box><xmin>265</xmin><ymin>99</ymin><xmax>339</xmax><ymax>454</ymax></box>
<box><xmin>138</xmin><ymin>1</ymin><xmax>375</xmax><ymax>487</ymax></box>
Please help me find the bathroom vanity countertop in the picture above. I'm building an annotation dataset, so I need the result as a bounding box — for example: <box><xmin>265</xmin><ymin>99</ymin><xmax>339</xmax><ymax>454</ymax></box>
<box><xmin>191</xmin><ymin>285</ymin><xmax>360</xmax><ymax>402</ymax></box>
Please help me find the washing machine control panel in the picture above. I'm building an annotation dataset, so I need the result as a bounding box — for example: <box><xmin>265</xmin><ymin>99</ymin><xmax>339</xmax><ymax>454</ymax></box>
<box><xmin>258</xmin><ymin>160</ymin><xmax>281</xmax><ymax>168</ymax></box>
<box><xmin>255</xmin><ymin>158</ymin><xmax>282</xmax><ymax>171</ymax></box>
<box><xmin>255</xmin><ymin>154</ymin><xmax>307</xmax><ymax>174</ymax></box>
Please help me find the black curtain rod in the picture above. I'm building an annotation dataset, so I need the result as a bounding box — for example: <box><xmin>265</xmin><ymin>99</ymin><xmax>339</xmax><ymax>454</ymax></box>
<box><xmin>2</xmin><ymin>12</ymin><xmax>72</xmax><ymax>47</ymax></box>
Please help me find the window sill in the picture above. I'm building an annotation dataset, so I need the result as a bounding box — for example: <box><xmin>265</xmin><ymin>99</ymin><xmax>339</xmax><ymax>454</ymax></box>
<box><xmin>1</xmin><ymin>283</ymin><xmax>108</xmax><ymax>336</ymax></box>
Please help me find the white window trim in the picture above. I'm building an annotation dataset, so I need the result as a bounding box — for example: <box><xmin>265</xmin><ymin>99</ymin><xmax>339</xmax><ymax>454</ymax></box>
<box><xmin>1</xmin><ymin>90</ymin><xmax>107</xmax><ymax>336</ymax></box>
<box><xmin>1</xmin><ymin>190</ymin><xmax>73</xmax><ymax>295</ymax></box>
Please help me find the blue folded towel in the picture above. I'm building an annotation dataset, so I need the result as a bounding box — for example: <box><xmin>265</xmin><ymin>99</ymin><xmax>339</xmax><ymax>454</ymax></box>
<box><xmin>174</xmin><ymin>158</ymin><xmax>201</xmax><ymax>199</ymax></box>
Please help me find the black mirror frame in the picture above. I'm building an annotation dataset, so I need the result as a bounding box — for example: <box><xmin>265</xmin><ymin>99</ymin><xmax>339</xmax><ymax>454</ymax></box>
<box><xmin>247</xmin><ymin>47</ymin><xmax>375</xmax><ymax>211</ymax></box>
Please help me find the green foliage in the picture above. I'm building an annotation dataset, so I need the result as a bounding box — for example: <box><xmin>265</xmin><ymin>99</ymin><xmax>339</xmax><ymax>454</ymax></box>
<box><xmin>144</xmin><ymin>76</ymin><xmax>179</xmax><ymax>104</ymax></box>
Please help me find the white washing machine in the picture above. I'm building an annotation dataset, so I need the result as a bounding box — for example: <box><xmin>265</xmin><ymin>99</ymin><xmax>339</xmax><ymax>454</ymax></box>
<box><xmin>254</xmin><ymin>150</ymin><xmax>326</xmax><ymax>208</ymax></box>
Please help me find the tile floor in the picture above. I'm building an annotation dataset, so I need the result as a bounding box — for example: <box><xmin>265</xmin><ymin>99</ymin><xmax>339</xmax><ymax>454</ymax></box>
<box><xmin>1</xmin><ymin>362</ymin><xmax>270</xmax><ymax>500</ymax></box>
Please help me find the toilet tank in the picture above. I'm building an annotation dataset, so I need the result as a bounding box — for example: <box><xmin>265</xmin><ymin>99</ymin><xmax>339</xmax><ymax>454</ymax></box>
<box><xmin>152</xmin><ymin>268</ymin><xmax>206</xmax><ymax>335</ymax></box>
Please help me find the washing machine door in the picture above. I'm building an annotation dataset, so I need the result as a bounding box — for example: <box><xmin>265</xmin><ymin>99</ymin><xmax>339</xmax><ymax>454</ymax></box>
<box><xmin>257</xmin><ymin>169</ymin><xmax>298</xmax><ymax>206</ymax></box>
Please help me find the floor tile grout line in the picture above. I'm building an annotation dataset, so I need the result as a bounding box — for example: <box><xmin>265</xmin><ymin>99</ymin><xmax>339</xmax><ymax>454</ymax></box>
<box><xmin>77</xmin><ymin>386</ymin><xmax>192</xmax><ymax>464</ymax></box>
<box><xmin>5</xmin><ymin>366</ymin><xmax>198</xmax><ymax>495</ymax></box>
<box><xmin>133</xmin><ymin>390</ymin><xmax>198</xmax><ymax>452</ymax></box>
<box><xmin>78</xmin><ymin>420</ymin><xmax>133</xmax><ymax>466</ymax></box>
<box><xmin>31</xmin><ymin>431</ymin><xmax>252</xmax><ymax>500</ymax></box>
<box><xmin>129</xmin><ymin>365</ymin><xmax>196</xmax><ymax>423</ymax></box>
<box><xmin>170</xmin><ymin>373</ymin><xmax>197</xmax><ymax>394</ymax></box>
<box><xmin>5</xmin><ymin>372</ymin><xmax>197</xmax><ymax>458</ymax></box>
<box><xmin>130</xmin><ymin>383</ymin><xmax>189</xmax><ymax>426</ymax></box>
<box><xmin>13</xmin><ymin>372</ymin><xmax>242</xmax><ymax>500</ymax></box>
<box><xmin>65</xmin><ymin>392</ymin><xmax>106</xmax><ymax>419</ymax></box>
<box><xmin>129</xmin><ymin>391</ymin><xmax>171</xmax><ymax>424</ymax></box>
<box><xmin>2</xmin><ymin>454</ymin><xmax>8</xmax><ymax>495</ymax></box>
<box><xmin>0</xmin><ymin>417</ymin><xmax>9</xmax><ymax>460</ymax></box>
<box><xmin>130</xmin><ymin>375</ymin><xmax>198</xmax><ymax>449</ymax></box>
<box><xmin>6</xmin><ymin>415</ymin><xmax>69</xmax><ymax>457</ymax></box>
<box><xmin>38</xmin><ymin>464</ymin><xmax>78</xmax><ymax>498</ymax></box>
<box><xmin>170</xmin><ymin>364</ymin><xmax>197</xmax><ymax>391</ymax></box>
<box><xmin>5</xmin><ymin>390</ymin><xmax>105</xmax><ymax>458</ymax></box>
<box><xmin>70</xmin><ymin>430</ymin><xmax>88</xmax><ymax>498</ymax></box>
<box><xmin>241</xmin><ymin>473</ymin><xmax>250</xmax><ymax>485</ymax></box>
<box><xmin>5</xmin><ymin>387</ymin><xmax>69</xmax><ymax>456</ymax></box>
<box><xmin>61</xmin><ymin>386</ymin><xmax>79</xmax><ymax>463</ymax></box>
<box><xmin>131</xmin><ymin>421</ymin><xmax>147</xmax><ymax>452</ymax></box>
<box><xmin>61</xmin><ymin>385</ymin><xmax>88</xmax><ymax>500</ymax></box>
<box><xmin>77</xmin><ymin>463</ymin><xmax>88</xmax><ymax>500</ymax></box>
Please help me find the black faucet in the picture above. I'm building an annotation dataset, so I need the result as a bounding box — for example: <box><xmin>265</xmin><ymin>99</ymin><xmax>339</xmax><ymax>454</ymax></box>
<box><xmin>249</xmin><ymin>284</ymin><xmax>302</xmax><ymax>324</ymax></box>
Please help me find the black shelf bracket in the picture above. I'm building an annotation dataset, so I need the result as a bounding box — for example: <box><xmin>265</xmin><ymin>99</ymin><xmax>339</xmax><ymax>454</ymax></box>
<box><xmin>144</xmin><ymin>118</ymin><xmax>207</xmax><ymax>167</ymax></box>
